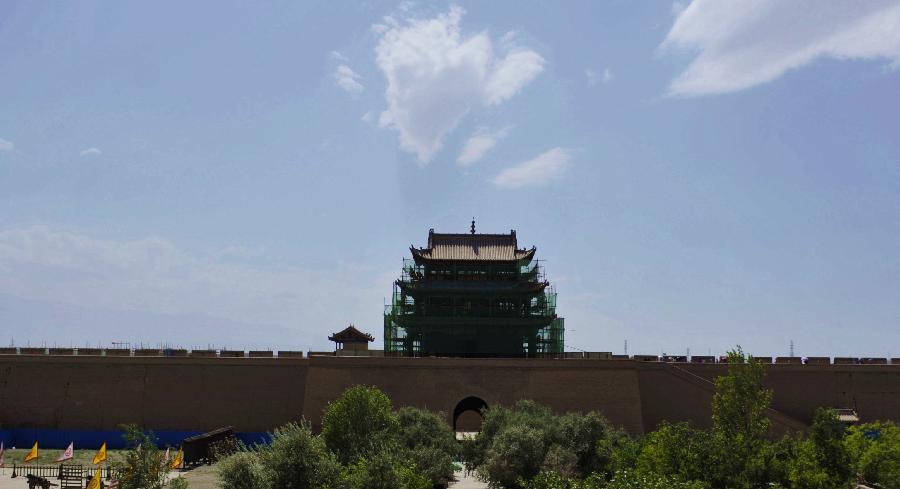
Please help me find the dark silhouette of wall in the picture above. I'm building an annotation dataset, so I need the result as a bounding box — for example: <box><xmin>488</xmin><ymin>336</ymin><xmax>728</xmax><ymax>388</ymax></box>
<box><xmin>1</xmin><ymin>355</ymin><xmax>897</xmax><ymax>436</ymax></box>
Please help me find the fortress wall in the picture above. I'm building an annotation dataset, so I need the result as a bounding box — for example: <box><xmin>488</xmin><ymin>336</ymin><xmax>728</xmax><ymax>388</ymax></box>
<box><xmin>678</xmin><ymin>363</ymin><xmax>900</xmax><ymax>425</ymax></box>
<box><xmin>635</xmin><ymin>363</ymin><xmax>716</xmax><ymax>432</ymax></box>
<box><xmin>1</xmin><ymin>355</ymin><xmax>898</xmax><ymax>440</ymax></box>
<box><xmin>0</xmin><ymin>355</ymin><xmax>308</xmax><ymax>432</ymax></box>
<box><xmin>301</xmin><ymin>357</ymin><xmax>645</xmax><ymax>434</ymax></box>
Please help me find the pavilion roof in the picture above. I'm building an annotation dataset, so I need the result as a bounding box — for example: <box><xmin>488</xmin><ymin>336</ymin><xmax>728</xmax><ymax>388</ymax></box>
<box><xmin>328</xmin><ymin>325</ymin><xmax>374</xmax><ymax>342</ymax></box>
<box><xmin>410</xmin><ymin>229</ymin><xmax>536</xmax><ymax>262</ymax></box>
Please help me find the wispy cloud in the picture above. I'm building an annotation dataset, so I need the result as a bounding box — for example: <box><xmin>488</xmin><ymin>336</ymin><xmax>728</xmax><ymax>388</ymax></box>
<box><xmin>660</xmin><ymin>0</ymin><xmax>900</xmax><ymax>96</ymax></box>
<box><xmin>457</xmin><ymin>127</ymin><xmax>510</xmax><ymax>166</ymax></box>
<box><xmin>586</xmin><ymin>68</ymin><xmax>612</xmax><ymax>86</ymax></box>
<box><xmin>375</xmin><ymin>6</ymin><xmax>544</xmax><ymax>164</ymax></box>
<box><xmin>334</xmin><ymin>65</ymin><xmax>364</xmax><ymax>94</ymax></box>
<box><xmin>0</xmin><ymin>226</ymin><xmax>390</xmax><ymax>348</ymax></box>
<box><xmin>79</xmin><ymin>147</ymin><xmax>102</xmax><ymax>157</ymax></box>
<box><xmin>0</xmin><ymin>138</ymin><xmax>14</xmax><ymax>151</ymax></box>
<box><xmin>330</xmin><ymin>50</ymin><xmax>349</xmax><ymax>62</ymax></box>
<box><xmin>493</xmin><ymin>147</ymin><xmax>570</xmax><ymax>189</ymax></box>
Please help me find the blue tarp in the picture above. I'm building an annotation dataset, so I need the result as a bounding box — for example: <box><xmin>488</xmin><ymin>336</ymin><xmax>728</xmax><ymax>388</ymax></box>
<box><xmin>0</xmin><ymin>429</ymin><xmax>270</xmax><ymax>449</ymax></box>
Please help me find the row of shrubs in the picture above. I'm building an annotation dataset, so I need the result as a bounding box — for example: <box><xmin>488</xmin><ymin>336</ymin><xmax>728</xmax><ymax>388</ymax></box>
<box><xmin>218</xmin><ymin>386</ymin><xmax>458</xmax><ymax>489</ymax></box>
<box><xmin>465</xmin><ymin>401</ymin><xmax>898</xmax><ymax>489</ymax></box>
<box><xmin>215</xmin><ymin>348</ymin><xmax>898</xmax><ymax>489</ymax></box>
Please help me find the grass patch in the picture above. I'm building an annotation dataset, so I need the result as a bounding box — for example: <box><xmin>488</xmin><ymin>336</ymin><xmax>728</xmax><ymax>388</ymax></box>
<box><xmin>1</xmin><ymin>448</ymin><xmax>124</xmax><ymax>467</ymax></box>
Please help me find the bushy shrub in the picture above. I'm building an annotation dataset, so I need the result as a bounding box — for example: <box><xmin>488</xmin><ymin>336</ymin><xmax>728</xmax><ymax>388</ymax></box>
<box><xmin>341</xmin><ymin>449</ymin><xmax>431</xmax><ymax>489</ymax></box>
<box><xmin>217</xmin><ymin>451</ymin><xmax>265</xmax><ymax>489</ymax></box>
<box><xmin>604</xmin><ymin>469</ymin><xmax>705</xmax><ymax>489</ymax></box>
<box><xmin>259</xmin><ymin>422</ymin><xmax>341</xmax><ymax>489</ymax></box>
<box><xmin>167</xmin><ymin>477</ymin><xmax>189</xmax><ymax>489</ymax></box>
<box><xmin>519</xmin><ymin>471</ymin><xmax>605</xmax><ymax>489</ymax></box>
<box><xmin>470</xmin><ymin>401</ymin><xmax>634</xmax><ymax>487</ymax></box>
<box><xmin>322</xmin><ymin>385</ymin><xmax>400</xmax><ymax>465</ymax></box>
<box><xmin>114</xmin><ymin>425</ymin><xmax>170</xmax><ymax>489</ymax></box>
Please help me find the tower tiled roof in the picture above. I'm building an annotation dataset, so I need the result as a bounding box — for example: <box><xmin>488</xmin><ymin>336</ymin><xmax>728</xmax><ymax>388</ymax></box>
<box><xmin>328</xmin><ymin>325</ymin><xmax>374</xmax><ymax>342</ymax></box>
<box><xmin>410</xmin><ymin>229</ymin><xmax>536</xmax><ymax>262</ymax></box>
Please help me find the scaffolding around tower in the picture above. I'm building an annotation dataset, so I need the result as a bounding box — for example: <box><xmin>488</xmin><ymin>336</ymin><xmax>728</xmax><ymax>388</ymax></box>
<box><xmin>384</xmin><ymin>228</ymin><xmax>564</xmax><ymax>357</ymax></box>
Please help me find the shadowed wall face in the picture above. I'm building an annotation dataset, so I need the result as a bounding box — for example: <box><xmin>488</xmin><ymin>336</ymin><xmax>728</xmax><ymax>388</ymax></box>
<box><xmin>0</xmin><ymin>356</ymin><xmax>308</xmax><ymax>432</ymax></box>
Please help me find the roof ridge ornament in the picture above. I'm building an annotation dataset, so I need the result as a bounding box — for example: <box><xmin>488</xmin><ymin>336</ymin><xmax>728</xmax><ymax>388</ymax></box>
<box><xmin>471</xmin><ymin>218</ymin><xmax>476</xmax><ymax>235</ymax></box>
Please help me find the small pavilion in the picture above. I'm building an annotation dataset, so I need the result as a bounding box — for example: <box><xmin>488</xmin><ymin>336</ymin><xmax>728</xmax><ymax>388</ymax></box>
<box><xmin>328</xmin><ymin>325</ymin><xmax>375</xmax><ymax>351</ymax></box>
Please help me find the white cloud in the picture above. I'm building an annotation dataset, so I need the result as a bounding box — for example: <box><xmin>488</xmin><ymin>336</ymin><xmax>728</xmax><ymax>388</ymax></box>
<box><xmin>661</xmin><ymin>0</ymin><xmax>900</xmax><ymax>96</ymax></box>
<box><xmin>483</xmin><ymin>49</ymin><xmax>545</xmax><ymax>105</ymax></box>
<box><xmin>79</xmin><ymin>147</ymin><xmax>101</xmax><ymax>156</ymax></box>
<box><xmin>586</xmin><ymin>68</ymin><xmax>612</xmax><ymax>86</ymax></box>
<box><xmin>375</xmin><ymin>6</ymin><xmax>544</xmax><ymax>164</ymax></box>
<box><xmin>334</xmin><ymin>64</ymin><xmax>364</xmax><ymax>94</ymax></box>
<box><xmin>457</xmin><ymin>127</ymin><xmax>509</xmax><ymax>166</ymax></box>
<box><xmin>0</xmin><ymin>138</ymin><xmax>13</xmax><ymax>151</ymax></box>
<box><xmin>361</xmin><ymin>111</ymin><xmax>375</xmax><ymax>124</ymax></box>
<box><xmin>330</xmin><ymin>50</ymin><xmax>348</xmax><ymax>62</ymax></box>
<box><xmin>0</xmin><ymin>226</ymin><xmax>390</xmax><ymax>348</ymax></box>
<box><xmin>493</xmin><ymin>147</ymin><xmax>570</xmax><ymax>189</ymax></box>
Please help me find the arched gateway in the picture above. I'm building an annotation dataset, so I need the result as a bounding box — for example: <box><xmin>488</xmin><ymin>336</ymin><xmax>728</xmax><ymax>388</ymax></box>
<box><xmin>453</xmin><ymin>396</ymin><xmax>488</xmax><ymax>433</ymax></box>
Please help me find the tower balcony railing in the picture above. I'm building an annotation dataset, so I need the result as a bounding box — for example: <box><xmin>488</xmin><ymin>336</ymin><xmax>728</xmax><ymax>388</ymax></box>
<box><xmin>398</xmin><ymin>259</ymin><xmax>546</xmax><ymax>284</ymax></box>
<box><xmin>384</xmin><ymin>303</ymin><xmax>557</xmax><ymax>318</ymax></box>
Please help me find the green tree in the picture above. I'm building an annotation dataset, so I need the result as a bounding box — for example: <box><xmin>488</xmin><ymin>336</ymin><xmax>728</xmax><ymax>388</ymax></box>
<box><xmin>809</xmin><ymin>408</ymin><xmax>851</xmax><ymax>484</ymax></box>
<box><xmin>113</xmin><ymin>425</ymin><xmax>170</xmax><ymax>489</ymax></box>
<box><xmin>709</xmin><ymin>346</ymin><xmax>773</xmax><ymax>488</ymax></box>
<box><xmin>788</xmin><ymin>438</ymin><xmax>833</xmax><ymax>489</ymax></box>
<box><xmin>556</xmin><ymin>411</ymin><xmax>619</xmax><ymax>477</ymax></box>
<box><xmin>636</xmin><ymin>421</ymin><xmax>711</xmax><ymax>484</ymax></box>
<box><xmin>258</xmin><ymin>422</ymin><xmax>342</xmax><ymax>489</ymax></box>
<box><xmin>541</xmin><ymin>445</ymin><xmax>579</xmax><ymax>480</ymax></box>
<box><xmin>468</xmin><ymin>400</ymin><xmax>554</xmax><ymax>475</ymax></box>
<box><xmin>844</xmin><ymin>421</ymin><xmax>900</xmax><ymax>488</ymax></box>
<box><xmin>321</xmin><ymin>385</ymin><xmax>400</xmax><ymax>465</ymax></box>
<box><xmin>482</xmin><ymin>424</ymin><xmax>547</xmax><ymax>488</ymax></box>
<box><xmin>396</xmin><ymin>407</ymin><xmax>459</xmax><ymax>487</ymax></box>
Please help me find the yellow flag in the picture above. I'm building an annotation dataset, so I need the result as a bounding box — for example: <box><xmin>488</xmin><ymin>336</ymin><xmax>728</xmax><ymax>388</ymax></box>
<box><xmin>92</xmin><ymin>442</ymin><xmax>107</xmax><ymax>465</ymax></box>
<box><xmin>86</xmin><ymin>468</ymin><xmax>102</xmax><ymax>489</ymax></box>
<box><xmin>23</xmin><ymin>441</ymin><xmax>38</xmax><ymax>462</ymax></box>
<box><xmin>169</xmin><ymin>448</ymin><xmax>183</xmax><ymax>469</ymax></box>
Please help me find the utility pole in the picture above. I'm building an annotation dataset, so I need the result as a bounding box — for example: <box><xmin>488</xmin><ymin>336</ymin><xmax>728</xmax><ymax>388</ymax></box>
<box><xmin>624</xmin><ymin>339</ymin><xmax>628</xmax><ymax>356</ymax></box>
<box><xmin>789</xmin><ymin>339</ymin><xmax>795</xmax><ymax>358</ymax></box>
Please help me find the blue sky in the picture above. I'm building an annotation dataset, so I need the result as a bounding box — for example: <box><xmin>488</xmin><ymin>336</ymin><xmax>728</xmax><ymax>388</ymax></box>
<box><xmin>1</xmin><ymin>1</ymin><xmax>899</xmax><ymax>357</ymax></box>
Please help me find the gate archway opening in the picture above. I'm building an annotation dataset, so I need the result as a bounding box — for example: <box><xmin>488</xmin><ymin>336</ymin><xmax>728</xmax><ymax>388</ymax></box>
<box><xmin>453</xmin><ymin>396</ymin><xmax>488</xmax><ymax>436</ymax></box>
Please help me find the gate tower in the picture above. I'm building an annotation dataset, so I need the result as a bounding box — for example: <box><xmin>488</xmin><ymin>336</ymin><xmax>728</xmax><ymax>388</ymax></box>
<box><xmin>384</xmin><ymin>225</ymin><xmax>564</xmax><ymax>357</ymax></box>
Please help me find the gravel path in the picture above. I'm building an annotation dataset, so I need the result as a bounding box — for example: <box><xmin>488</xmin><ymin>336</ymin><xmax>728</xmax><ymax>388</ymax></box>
<box><xmin>450</xmin><ymin>469</ymin><xmax>489</xmax><ymax>489</ymax></box>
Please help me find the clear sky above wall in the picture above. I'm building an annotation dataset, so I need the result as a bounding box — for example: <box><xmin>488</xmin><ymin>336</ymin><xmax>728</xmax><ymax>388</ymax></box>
<box><xmin>1</xmin><ymin>1</ymin><xmax>899</xmax><ymax>357</ymax></box>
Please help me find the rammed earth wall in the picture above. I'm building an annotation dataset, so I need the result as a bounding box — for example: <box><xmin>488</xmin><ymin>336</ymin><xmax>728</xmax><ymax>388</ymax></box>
<box><xmin>0</xmin><ymin>355</ymin><xmax>898</xmax><ymax>448</ymax></box>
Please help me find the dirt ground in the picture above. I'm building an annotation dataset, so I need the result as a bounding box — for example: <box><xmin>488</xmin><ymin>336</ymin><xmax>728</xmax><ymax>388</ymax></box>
<box><xmin>172</xmin><ymin>465</ymin><xmax>487</xmax><ymax>489</ymax></box>
<box><xmin>175</xmin><ymin>465</ymin><xmax>219</xmax><ymax>489</ymax></box>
